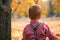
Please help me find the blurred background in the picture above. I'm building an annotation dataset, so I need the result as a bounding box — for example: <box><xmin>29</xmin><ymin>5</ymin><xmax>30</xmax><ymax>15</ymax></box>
<box><xmin>11</xmin><ymin>0</ymin><xmax>60</xmax><ymax>40</ymax></box>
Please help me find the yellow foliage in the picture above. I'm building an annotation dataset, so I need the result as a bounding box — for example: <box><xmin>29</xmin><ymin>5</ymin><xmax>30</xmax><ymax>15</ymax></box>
<box><xmin>25</xmin><ymin>0</ymin><xmax>35</xmax><ymax>5</ymax></box>
<box><xmin>11</xmin><ymin>0</ymin><xmax>19</xmax><ymax>14</ymax></box>
<box><xmin>11</xmin><ymin>0</ymin><xmax>49</xmax><ymax>17</ymax></box>
<box><xmin>55</xmin><ymin>1</ymin><xmax>60</xmax><ymax>8</ymax></box>
<box><xmin>54</xmin><ymin>9</ymin><xmax>60</xmax><ymax>14</ymax></box>
<box><xmin>54</xmin><ymin>1</ymin><xmax>60</xmax><ymax>14</ymax></box>
<box><xmin>11</xmin><ymin>0</ymin><xmax>36</xmax><ymax>17</ymax></box>
<box><xmin>41</xmin><ymin>10</ymin><xmax>48</xmax><ymax>17</ymax></box>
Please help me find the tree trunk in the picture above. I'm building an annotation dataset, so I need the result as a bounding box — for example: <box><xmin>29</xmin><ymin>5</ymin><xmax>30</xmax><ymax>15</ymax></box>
<box><xmin>0</xmin><ymin>0</ymin><xmax>11</xmax><ymax>40</ymax></box>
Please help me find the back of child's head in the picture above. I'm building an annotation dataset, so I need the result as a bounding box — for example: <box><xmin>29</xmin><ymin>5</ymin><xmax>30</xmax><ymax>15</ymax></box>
<box><xmin>29</xmin><ymin>5</ymin><xmax>41</xmax><ymax>20</ymax></box>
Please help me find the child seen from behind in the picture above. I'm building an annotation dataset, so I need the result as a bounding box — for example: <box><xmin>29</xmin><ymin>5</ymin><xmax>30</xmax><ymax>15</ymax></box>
<box><xmin>22</xmin><ymin>6</ymin><xmax>58</xmax><ymax>40</ymax></box>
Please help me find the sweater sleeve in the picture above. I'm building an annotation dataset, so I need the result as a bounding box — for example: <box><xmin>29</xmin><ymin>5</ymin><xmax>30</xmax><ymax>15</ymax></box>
<box><xmin>44</xmin><ymin>24</ymin><xmax>58</xmax><ymax>40</ymax></box>
<box><xmin>22</xmin><ymin>27</ymin><xmax>27</xmax><ymax>40</ymax></box>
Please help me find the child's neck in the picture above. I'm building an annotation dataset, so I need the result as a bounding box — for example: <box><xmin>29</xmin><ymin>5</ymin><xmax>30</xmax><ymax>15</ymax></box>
<box><xmin>31</xmin><ymin>19</ymin><xmax>39</xmax><ymax>21</ymax></box>
<box><xmin>30</xmin><ymin>19</ymin><xmax>39</xmax><ymax>23</ymax></box>
<box><xmin>30</xmin><ymin>19</ymin><xmax>39</xmax><ymax>26</ymax></box>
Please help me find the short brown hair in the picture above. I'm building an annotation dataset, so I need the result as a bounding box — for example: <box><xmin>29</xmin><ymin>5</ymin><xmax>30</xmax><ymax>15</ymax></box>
<box><xmin>29</xmin><ymin>6</ymin><xmax>41</xmax><ymax>20</ymax></box>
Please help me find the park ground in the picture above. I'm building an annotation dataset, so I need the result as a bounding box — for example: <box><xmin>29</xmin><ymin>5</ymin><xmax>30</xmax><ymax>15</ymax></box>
<box><xmin>11</xmin><ymin>17</ymin><xmax>60</xmax><ymax>40</ymax></box>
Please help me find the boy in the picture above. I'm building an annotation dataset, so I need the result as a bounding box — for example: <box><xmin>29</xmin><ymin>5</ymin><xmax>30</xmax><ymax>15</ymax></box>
<box><xmin>22</xmin><ymin>6</ymin><xmax>58</xmax><ymax>40</ymax></box>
